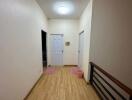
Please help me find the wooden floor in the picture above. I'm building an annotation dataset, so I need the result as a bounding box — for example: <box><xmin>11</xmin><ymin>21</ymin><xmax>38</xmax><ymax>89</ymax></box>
<box><xmin>26</xmin><ymin>67</ymin><xmax>100</xmax><ymax>100</ymax></box>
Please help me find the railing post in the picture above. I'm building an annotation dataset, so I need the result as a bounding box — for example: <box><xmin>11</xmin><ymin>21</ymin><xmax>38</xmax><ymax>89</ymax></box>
<box><xmin>130</xmin><ymin>95</ymin><xmax>132</xmax><ymax>100</ymax></box>
<box><xmin>90</xmin><ymin>62</ymin><xmax>94</xmax><ymax>85</ymax></box>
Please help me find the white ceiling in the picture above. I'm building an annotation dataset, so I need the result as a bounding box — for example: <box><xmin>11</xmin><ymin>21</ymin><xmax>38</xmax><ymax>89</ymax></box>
<box><xmin>36</xmin><ymin>0</ymin><xmax>90</xmax><ymax>19</ymax></box>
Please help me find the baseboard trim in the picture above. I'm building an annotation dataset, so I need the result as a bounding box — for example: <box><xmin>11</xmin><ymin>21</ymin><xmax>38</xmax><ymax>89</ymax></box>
<box><xmin>64</xmin><ymin>65</ymin><xmax>78</xmax><ymax>67</ymax></box>
<box><xmin>24</xmin><ymin>73</ymin><xmax>43</xmax><ymax>100</ymax></box>
<box><xmin>48</xmin><ymin>65</ymin><xmax>78</xmax><ymax>67</ymax></box>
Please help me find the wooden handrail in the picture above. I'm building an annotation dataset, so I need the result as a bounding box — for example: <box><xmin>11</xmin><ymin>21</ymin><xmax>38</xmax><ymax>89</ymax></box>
<box><xmin>90</xmin><ymin>62</ymin><xmax>132</xmax><ymax>96</ymax></box>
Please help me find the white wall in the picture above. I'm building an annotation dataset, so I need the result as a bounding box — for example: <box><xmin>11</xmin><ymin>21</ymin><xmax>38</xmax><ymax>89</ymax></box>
<box><xmin>79</xmin><ymin>0</ymin><xmax>93</xmax><ymax>81</ymax></box>
<box><xmin>90</xmin><ymin>0</ymin><xmax>132</xmax><ymax>89</ymax></box>
<box><xmin>0</xmin><ymin>0</ymin><xmax>48</xmax><ymax>100</ymax></box>
<box><xmin>48</xmin><ymin>19</ymin><xmax>79</xmax><ymax>65</ymax></box>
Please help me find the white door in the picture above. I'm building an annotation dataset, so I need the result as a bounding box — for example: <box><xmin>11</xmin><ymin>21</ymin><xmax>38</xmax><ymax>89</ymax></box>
<box><xmin>78</xmin><ymin>32</ymin><xmax>84</xmax><ymax>68</ymax></box>
<box><xmin>50</xmin><ymin>34</ymin><xmax>64</xmax><ymax>66</ymax></box>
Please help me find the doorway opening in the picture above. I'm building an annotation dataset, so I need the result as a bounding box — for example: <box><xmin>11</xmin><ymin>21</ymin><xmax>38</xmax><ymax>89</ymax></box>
<box><xmin>41</xmin><ymin>30</ymin><xmax>47</xmax><ymax>68</ymax></box>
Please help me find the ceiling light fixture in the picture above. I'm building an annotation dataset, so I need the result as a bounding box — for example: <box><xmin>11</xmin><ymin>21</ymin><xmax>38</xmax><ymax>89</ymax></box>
<box><xmin>53</xmin><ymin>2</ymin><xmax>74</xmax><ymax>15</ymax></box>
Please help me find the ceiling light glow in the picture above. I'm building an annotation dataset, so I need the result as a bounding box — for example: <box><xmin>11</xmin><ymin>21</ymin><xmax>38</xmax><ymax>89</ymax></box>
<box><xmin>53</xmin><ymin>2</ymin><xmax>74</xmax><ymax>15</ymax></box>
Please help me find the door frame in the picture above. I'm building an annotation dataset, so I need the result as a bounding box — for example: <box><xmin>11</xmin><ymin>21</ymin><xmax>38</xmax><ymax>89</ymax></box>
<box><xmin>78</xmin><ymin>30</ymin><xmax>84</xmax><ymax>67</ymax></box>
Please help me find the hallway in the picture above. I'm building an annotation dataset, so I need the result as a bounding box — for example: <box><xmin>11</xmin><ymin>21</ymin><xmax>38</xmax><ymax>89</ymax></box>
<box><xmin>26</xmin><ymin>67</ymin><xmax>99</xmax><ymax>100</ymax></box>
<box><xmin>0</xmin><ymin>0</ymin><xmax>132</xmax><ymax>99</ymax></box>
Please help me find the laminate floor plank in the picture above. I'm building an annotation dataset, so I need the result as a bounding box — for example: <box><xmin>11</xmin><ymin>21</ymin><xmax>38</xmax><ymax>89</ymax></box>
<box><xmin>26</xmin><ymin>67</ymin><xmax>100</xmax><ymax>100</ymax></box>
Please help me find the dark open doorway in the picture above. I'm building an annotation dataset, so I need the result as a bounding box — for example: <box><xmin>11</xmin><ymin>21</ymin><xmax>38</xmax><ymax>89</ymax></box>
<box><xmin>41</xmin><ymin>30</ymin><xmax>47</xmax><ymax>68</ymax></box>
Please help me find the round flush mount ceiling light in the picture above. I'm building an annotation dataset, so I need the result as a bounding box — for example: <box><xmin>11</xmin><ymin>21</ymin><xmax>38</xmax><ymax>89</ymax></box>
<box><xmin>53</xmin><ymin>1</ymin><xmax>74</xmax><ymax>15</ymax></box>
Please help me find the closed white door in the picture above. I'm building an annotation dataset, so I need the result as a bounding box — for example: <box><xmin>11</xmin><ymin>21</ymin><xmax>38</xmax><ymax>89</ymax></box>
<box><xmin>78</xmin><ymin>32</ymin><xmax>84</xmax><ymax>68</ymax></box>
<box><xmin>50</xmin><ymin>34</ymin><xmax>64</xmax><ymax>66</ymax></box>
